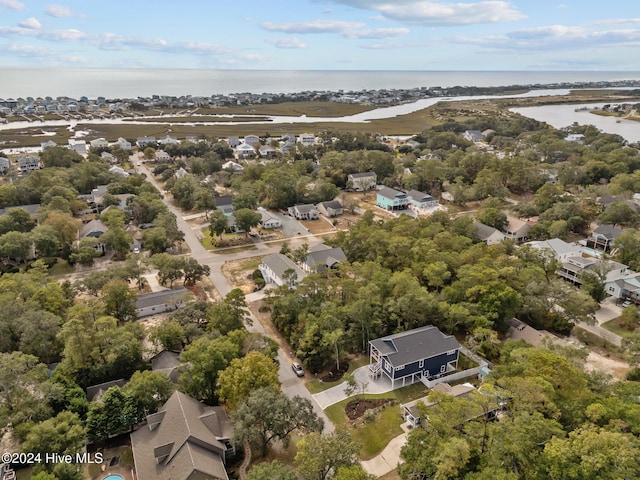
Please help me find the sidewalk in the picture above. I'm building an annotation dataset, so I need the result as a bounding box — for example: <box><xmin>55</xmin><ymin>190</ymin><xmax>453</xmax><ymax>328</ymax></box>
<box><xmin>361</xmin><ymin>433</ymin><xmax>407</xmax><ymax>477</ymax></box>
<box><xmin>312</xmin><ymin>366</ymin><xmax>394</xmax><ymax>409</ymax></box>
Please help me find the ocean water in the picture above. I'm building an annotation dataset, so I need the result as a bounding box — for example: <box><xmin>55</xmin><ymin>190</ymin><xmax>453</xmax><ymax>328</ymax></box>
<box><xmin>1</xmin><ymin>68</ymin><xmax>639</xmax><ymax>99</ymax></box>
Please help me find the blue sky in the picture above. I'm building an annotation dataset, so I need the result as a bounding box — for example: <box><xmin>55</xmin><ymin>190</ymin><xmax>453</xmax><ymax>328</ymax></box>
<box><xmin>0</xmin><ymin>0</ymin><xmax>639</xmax><ymax>70</ymax></box>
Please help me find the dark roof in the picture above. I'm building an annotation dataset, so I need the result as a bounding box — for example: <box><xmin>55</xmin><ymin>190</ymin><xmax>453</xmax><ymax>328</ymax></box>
<box><xmin>306</xmin><ymin>245</ymin><xmax>347</xmax><ymax>270</ymax></box>
<box><xmin>151</xmin><ymin>351</ymin><xmax>181</xmax><ymax>383</ymax></box>
<box><xmin>261</xmin><ymin>254</ymin><xmax>306</xmax><ymax>281</ymax></box>
<box><xmin>135</xmin><ymin>288</ymin><xmax>189</xmax><ymax>310</ymax></box>
<box><xmin>473</xmin><ymin>222</ymin><xmax>502</xmax><ymax>241</ymax></box>
<box><xmin>0</xmin><ymin>204</ymin><xmax>41</xmax><ymax>216</ymax></box>
<box><xmin>215</xmin><ymin>195</ymin><xmax>233</xmax><ymax>207</ymax></box>
<box><xmin>369</xmin><ymin>326</ymin><xmax>460</xmax><ymax>367</ymax></box>
<box><xmin>407</xmin><ymin>190</ymin><xmax>435</xmax><ymax>203</ymax></box>
<box><xmin>86</xmin><ymin>379</ymin><xmax>126</xmax><ymax>402</ymax></box>
<box><xmin>130</xmin><ymin>391</ymin><xmax>230</xmax><ymax>480</ymax></box>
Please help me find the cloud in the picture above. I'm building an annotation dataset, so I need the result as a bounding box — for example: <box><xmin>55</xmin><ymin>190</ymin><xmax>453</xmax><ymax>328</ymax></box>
<box><xmin>45</xmin><ymin>4</ymin><xmax>85</xmax><ymax>18</ymax></box>
<box><xmin>19</xmin><ymin>17</ymin><xmax>42</xmax><ymax>29</ymax></box>
<box><xmin>0</xmin><ymin>0</ymin><xmax>24</xmax><ymax>10</ymax></box>
<box><xmin>596</xmin><ymin>18</ymin><xmax>640</xmax><ymax>26</ymax></box>
<box><xmin>345</xmin><ymin>27</ymin><xmax>409</xmax><ymax>38</ymax></box>
<box><xmin>261</xmin><ymin>19</ymin><xmax>365</xmax><ymax>34</ymax></box>
<box><xmin>2</xmin><ymin>43</ymin><xmax>87</xmax><ymax>64</ymax></box>
<box><xmin>266</xmin><ymin>37</ymin><xmax>307</xmax><ymax>48</ymax></box>
<box><xmin>327</xmin><ymin>0</ymin><xmax>525</xmax><ymax>26</ymax></box>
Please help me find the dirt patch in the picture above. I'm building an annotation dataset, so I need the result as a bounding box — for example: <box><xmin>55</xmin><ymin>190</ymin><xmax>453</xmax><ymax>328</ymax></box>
<box><xmin>221</xmin><ymin>256</ymin><xmax>265</xmax><ymax>294</ymax></box>
<box><xmin>583</xmin><ymin>351</ymin><xmax>630</xmax><ymax>380</ymax></box>
<box><xmin>318</xmin><ymin>361</ymin><xmax>349</xmax><ymax>382</ymax></box>
<box><xmin>345</xmin><ymin>398</ymin><xmax>395</xmax><ymax>421</ymax></box>
<box><xmin>301</xmin><ymin>218</ymin><xmax>335</xmax><ymax>235</ymax></box>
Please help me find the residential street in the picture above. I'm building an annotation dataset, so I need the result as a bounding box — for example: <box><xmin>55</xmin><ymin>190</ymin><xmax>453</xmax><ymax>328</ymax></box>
<box><xmin>135</xmin><ymin>160</ymin><xmax>334</xmax><ymax>431</ymax></box>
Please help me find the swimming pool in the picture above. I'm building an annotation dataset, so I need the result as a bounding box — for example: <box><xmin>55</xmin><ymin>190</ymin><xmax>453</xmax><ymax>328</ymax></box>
<box><xmin>102</xmin><ymin>475</ymin><xmax>124</xmax><ymax>480</ymax></box>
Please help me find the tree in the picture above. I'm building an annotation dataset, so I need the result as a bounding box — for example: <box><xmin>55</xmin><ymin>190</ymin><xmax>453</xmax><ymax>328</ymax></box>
<box><xmin>86</xmin><ymin>386</ymin><xmax>143</xmax><ymax>443</ymax></box>
<box><xmin>217</xmin><ymin>351</ymin><xmax>280</xmax><ymax>408</ymax></box>
<box><xmin>334</xmin><ymin>465</ymin><xmax>376</xmax><ymax>480</ymax></box>
<box><xmin>150</xmin><ymin>253</ymin><xmax>185</xmax><ymax>287</ymax></box>
<box><xmin>0</xmin><ymin>230</ymin><xmax>32</xmax><ymax>262</ymax></box>
<box><xmin>149</xmin><ymin>319</ymin><xmax>186</xmax><ymax>351</ymax></box>
<box><xmin>233</xmin><ymin>387</ymin><xmax>324</xmax><ymax>456</ymax></box>
<box><xmin>22</xmin><ymin>411</ymin><xmax>86</xmax><ymax>469</ymax></box>
<box><xmin>171</xmin><ymin>176</ymin><xmax>199</xmax><ymax>210</ymax></box>
<box><xmin>42</xmin><ymin>211</ymin><xmax>82</xmax><ymax>249</ymax></box>
<box><xmin>32</xmin><ymin>224</ymin><xmax>61</xmax><ymax>257</ymax></box>
<box><xmin>209</xmin><ymin>209</ymin><xmax>228</xmax><ymax>242</ymax></box>
<box><xmin>295</xmin><ymin>429</ymin><xmax>360</xmax><ymax>480</ymax></box>
<box><xmin>100</xmin><ymin>225</ymin><xmax>132</xmax><ymax>258</ymax></box>
<box><xmin>598</xmin><ymin>202</ymin><xmax>638</xmax><ymax>227</ymax></box>
<box><xmin>142</xmin><ymin>227</ymin><xmax>170</xmax><ymax>254</ymax></box>
<box><xmin>234</xmin><ymin>208</ymin><xmax>261</xmax><ymax>236</ymax></box>
<box><xmin>475</xmin><ymin>207</ymin><xmax>507</xmax><ymax>230</ymax></box>
<box><xmin>101</xmin><ymin>279</ymin><xmax>137</xmax><ymax>322</ymax></box>
<box><xmin>124</xmin><ymin>370</ymin><xmax>175</xmax><ymax>414</ymax></box>
<box><xmin>178</xmin><ymin>336</ymin><xmax>239</xmax><ymax>404</ymax></box>
<box><xmin>182</xmin><ymin>257</ymin><xmax>210</xmax><ymax>285</ymax></box>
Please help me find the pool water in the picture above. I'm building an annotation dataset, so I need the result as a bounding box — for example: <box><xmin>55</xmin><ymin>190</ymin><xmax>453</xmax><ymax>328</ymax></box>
<box><xmin>103</xmin><ymin>475</ymin><xmax>124</xmax><ymax>480</ymax></box>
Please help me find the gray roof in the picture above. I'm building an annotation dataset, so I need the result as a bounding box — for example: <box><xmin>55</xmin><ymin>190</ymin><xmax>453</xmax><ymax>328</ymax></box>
<box><xmin>291</xmin><ymin>204</ymin><xmax>317</xmax><ymax>214</ymax></box>
<box><xmin>407</xmin><ymin>189</ymin><xmax>435</xmax><ymax>203</ymax></box>
<box><xmin>318</xmin><ymin>200</ymin><xmax>342</xmax><ymax>210</ymax></box>
<box><xmin>306</xmin><ymin>245</ymin><xmax>347</xmax><ymax>270</ymax></box>
<box><xmin>131</xmin><ymin>391</ymin><xmax>230</xmax><ymax>480</ymax></box>
<box><xmin>529</xmin><ymin>238</ymin><xmax>581</xmax><ymax>256</ymax></box>
<box><xmin>86</xmin><ymin>379</ymin><xmax>126</xmax><ymax>402</ymax></box>
<box><xmin>349</xmin><ymin>172</ymin><xmax>376</xmax><ymax>179</ymax></box>
<box><xmin>592</xmin><ymin>224</ymin><xmax>623</xmax><ymax>240</ymax></box>
<box><xmin>151</xmin><ymin>350</ymin><xmax>181</xmax><ymax>383</ymax></box>
<box><xmin>369</xmin><ymin>325</ymin><xmax>460</xmax><ymax>368</ymax></box>
<box><xmin>135</xmin><ymin>288</ymin><xmax>189</xmax><ymax>310</ymax></box>
<box><xmin>262</xmin><ymin>253</ymin><xmax>306</xmax><ymax>281</ymax></box>
<box><xmin>377</xmin><ymin>186</ymin><xmax>406</xmax><ymax>200</ymax></box>
<box><xmin>473</xmin><ymin>222</ymin><xmax>501</xmax><ymax>241</ymax></box>
<box><xmin>80</xmin><ymin>218</ymin><xmax>108</xmax><ymax>238</ymax></box>
<box><xmin>215</xmin><ymin>195</ymin><xmax>233</xmax><ymax>207</ymax></box>
<box><xmin>0</xmin><ymin>204</ymin><xmax>41</xmax><ymax>216</ymax></box>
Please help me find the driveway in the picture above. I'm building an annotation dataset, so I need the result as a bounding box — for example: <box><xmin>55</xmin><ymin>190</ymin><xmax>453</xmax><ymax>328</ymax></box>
<box><xmin>312</xmin><ymin>366</ymin><xmax>395</xmax><ymax>409</ymax></box>
<box><xmin>274</xmin><ymin>212</ymin><xmax>309</xmax><ymax>237</ymax></box>
<box><xmin>361</xmin><ymin>432</ymin><xmax>407</xmax><ymax>477</ymax></box>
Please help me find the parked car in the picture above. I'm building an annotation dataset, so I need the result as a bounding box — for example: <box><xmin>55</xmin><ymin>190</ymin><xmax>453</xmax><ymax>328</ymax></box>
<box><xmin>291</xmin><ymin>362</ymin><xmax>304</xmax><ymax>377</ymax></box>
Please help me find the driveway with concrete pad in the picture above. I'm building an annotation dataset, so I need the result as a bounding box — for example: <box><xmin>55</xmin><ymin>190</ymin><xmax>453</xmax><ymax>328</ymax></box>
<box><xmin>312</xmin><ymin>366</ymin><xmax>394</xmax><ymax>409</ymax></box>
<box><xmin>361</xmin><ymin>433</ymin><xmax>407</xmax><ymax>477</ymax></box>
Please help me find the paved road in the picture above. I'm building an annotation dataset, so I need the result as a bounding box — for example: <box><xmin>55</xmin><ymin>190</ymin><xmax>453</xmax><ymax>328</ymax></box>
<box><xmin>135</xmin><ymin>159</ymin><xmax>334</xmax><ymax>431</ymax></box>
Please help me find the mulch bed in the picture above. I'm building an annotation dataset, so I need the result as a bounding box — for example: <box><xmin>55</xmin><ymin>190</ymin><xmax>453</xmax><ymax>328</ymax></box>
<box><xmin>345</xmin><ymin>398</ymin><xmax>395</xmax><ymax>421</ymax></box>
<box><xmin>318</xmin><ymin>361</ymin><xmax>349</xmax><ymax>382</ymax></box>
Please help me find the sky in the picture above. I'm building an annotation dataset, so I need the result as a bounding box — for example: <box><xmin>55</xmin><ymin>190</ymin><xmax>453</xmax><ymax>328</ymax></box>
<box><xmin>0</xmin><ymin>0</ymin><xmax>639</xmax><ymax>70</ymax></box>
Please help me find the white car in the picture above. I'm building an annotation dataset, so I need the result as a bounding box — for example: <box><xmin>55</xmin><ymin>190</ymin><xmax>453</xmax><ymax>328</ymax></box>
<box><xmin>291</xmin><ymin>362</ymin><xmax>304</xmax><ymax>377</ymax></box>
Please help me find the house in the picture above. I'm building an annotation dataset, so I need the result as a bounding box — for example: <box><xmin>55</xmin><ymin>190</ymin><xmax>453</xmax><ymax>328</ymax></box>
<box><xmin>298</xmin><ymin>133</ymin><xmax>316</xmax><ymax>146</ymax></box>
<box><xmin>528</xmin><ymin>238</ymin><xmax>583</xmax><ymax>261</ymax></box>
<box><xmin>222</xmin><ymin>160</ymin><xmax>244</xmax><ymax>174</ymax></box>
<box><xmin>40</xmin><ymin>140</ymin><xmax>57</xmax><ymax>150</ymax></box>
<box><xmin>473</xmin><ymin>222</ymin><xmax>506</xmax><ymax>245</ymax></box>
<box><xmin>215</xmin><ymin>195</ymin><xmax>234</xmax><ymax>216</ymax></box>
<box><xmin>401</xmin><ymin>382</ymin><xmax>477</xmax><ymax>428</ymax></box>
<box><xmin>172</xmin><ymin>167</ymin><xmax>188</xmax><ymax>179</ymax></box>
<box><xmin>155</xmin><ymin>150</ymin><xmax>171</xmax><ymax>162</ymax></box>
<box><xmin>236</xmin><ymin>143</ymin><xmax>255</xmax><ymax>159</ymax></box>
<box><xmin>407</xmin><ymin>189</ymin><xmax>438</xmax><ymax>214</ymax></box>
<box><xmin>288</xmin><ymin>204</ymin><xmax>319</xmax><ymax>220</ymax></box>
<box><xmin>79</xmin><ymin>218</ymin><xmax>108</xmax><ymax>253</ymax></box>
<box><xmin>135</xmin><ymin>288</ymin><xmax>189</xmax><ymax>318</ymax></box>
<box><xmin>348</xmin><ymin>172</ymin><xmax>377</xmax><ymax>192</ymax></box>
<box><xmin>369</xmin><ymin>325</ymin><xmax>461</xmax><ymax>389</ymax></box>
<box><xmin>259</xmin><ymin>253</ymin><xmax>307</xmax><ymax>288</ymax></box>
<box><xmin>605</xmin><ymin>272</ymin><xmax>640</xmax><ymax>304</ymax></box>
<box><xmin>68</xmin><ymin>139</ymin><xmax>87</xmax><ymax>155</ymax></box>
<box><xmin>158</xmin><ymin>135</ymin><xmax>179</xmax><ymax>145</ymax></box>
<box><xmin>243</xmin><ymin>135</ymin><xmax>260</xmax><ymax>147</ymax></box>
<box><xmin>137</xmin><ymin>136</ymin><xmax>157</xmax><ymax>147</ymax></box>
<box><xmin>258</xmin><ymin>207</ymin><xmax>281</xmax><ymax>229</ymax></box>
<box><xmin>463</xmin><ymin>130</ymin><xmax>484</xmax><ymax>142</ymax></box>
<box><xmin>86</xmin><ymin>379</ymin><xmax>126</xmax><ymax>403</ymax></box>
<box><xmin>226</xmin><ymin>136</ymin><xmax>240</xmax><ymax>148</ymax></box>
<box><xmin>109</xmin><ymin>166</ymin><xmax>129</xmax><ymax>177</ymax></box>
<box><xmin>90</xmin><ymin>138</ymin><xmax>109</xmax><ymax>149</ymax></box>
<box><xmin>587</xmin><ymin>224</ymin><xmax>623</xmax><ymax>251</ymax></box>
<box><xmin>0</xmin><ymin>204</ymin><xmax>41</xmax><ymax>217</ymax></box>
<box><xmin>564</xmin><ymin>133</ymin><xmax>585</xmax><ymax>143</ymax></box>
<box><xmin>501</xmin><ymin>216</ymin><xmax>530</xmax><ymax>243</ymax></box>
<box><xmin>117</xmin><ymin>137</ymin><xmax>132</xmax><ymax>150</ymax></box>
<box><xmin>150</xmin><ymin>350</ymin><xmax>180</xmax><ymax>383</ymax></box>
<box><xmin>101</xmin><ymin>151</ymin><xmax>117</xmax><ymax>164</ymax></box>
<box><xmin>557</xmin><ymin>255</ymin><xmax>628</xmax><ymax>286</ymax></box>
<box><xmin>258</xmin><ymin>145</ymin><xmax>277</xmax><ymax>158</ymax></box>
<box><xmin>377</xmin><ymin>187</ymin><xmax>409</xmax><ymax>211</ymax></box>
<box><xmin>17</xmin><ymin>155</ymin><xmax>41</xmax><ymax>173</ymax></box>
<box><xmin>0</xmin><ymin>157</ymin><xmax>10</xmax><ymax>175</ymax></box>
<box><xmin>303</xmin><ymin>244</ymin><xmax>347</xmax><ymax>272</ymax></box>
<box><xmin>131</xmin><ymin>391</ymin><xmax>233</xmax><ymax>480</ymax></box>
<box><xmin>317</xmin><ymin>200</ymin><xmax>343</xmax><ymax>218</ymax></box>
<box><xmin>280</xmin><ymin>141</ymin><xmax>296</xmax><ymax>155</ymax></box>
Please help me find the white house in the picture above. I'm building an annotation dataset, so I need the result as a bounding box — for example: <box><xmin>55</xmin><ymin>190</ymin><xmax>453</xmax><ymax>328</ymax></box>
<box><xmin>259</xmin><ymin>254</ymin><xmax>307</xmax><ymax>288</ymax></box>
<box><xmin>236</xmin><ymin>143</ymin><xmax>255</xmax><ymax>159</ymax></box>
<box><xmin>117</xmin><ymin>137</ymin><xmax>132</xmax><ymax>150</ymax></box>
<box><xmin>474</xmin><ymin>222</ymin><xmax>506</xmax><ymax>245</ymax></box>
<box><xmin>298</xmin><ymin>133</ymin><xmax>316</xmax><ymax>147</ymax></box>
<box><xmin>222</xmin><ymin>160</ymin><xmax>244</xmax><ymax>174</ymax></box>
<box><xmin>244</xmin><ymin>135</ymin><xmax>260</xmax><ymax>147</ymax></box>
<box><xmin>258</xmin><ymin>207</ymin><xmax>281</xmax><ymax>229</ymax></box>
<box><xmin>348</xmin><ymin>172</ymin><xmax>377</xmax><ymax>192</ymax></box>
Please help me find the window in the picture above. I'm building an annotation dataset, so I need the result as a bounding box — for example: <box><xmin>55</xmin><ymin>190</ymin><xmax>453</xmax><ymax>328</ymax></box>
<box><xmin>446</xmin><ymin>350</ymin><xmax>456</xmax><ymax>356</ymax></box>
<box><xmin>419</xmin><ymin>359</ymin><xmax>424</xmax><ymax>368</ymax></box>
<box><xmin>395</xmin><ymin>365</ymin><xmax>404</xmax><ymax>371</ymax></box>
<box><xmin>440</xmin><ymin>364</ymin><xmax>446</xmax><ymax>373</ymax></box>
<box><xmin>385</xmin><ymin>362</ymin><xmax>391</xmax><ymax>373</ymax></box>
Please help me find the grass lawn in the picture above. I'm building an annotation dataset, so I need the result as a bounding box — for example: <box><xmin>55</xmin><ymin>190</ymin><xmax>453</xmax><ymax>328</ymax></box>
<box><xmin>47</xmin><ymin>258</ymin><xmax>74</xmax><ymax>276</ymax></box>
<box><xmin>200</xmin><ymin>227</ymin><xmax>256</xmax><ymax>253</ymax></box>
<box><xmin>324</xmin><ymin>382</ymin><xmax>426</xmax><ymax>459</ymax></box>
<box><xmin>602</xmin><ymin>316</ymin><xmax>636</xmax><ymax>339</ymax></box>
<box><xmin>305</xmin><ymin>356</ymin><xmax>370</xmax><ymax>394</ymax></box>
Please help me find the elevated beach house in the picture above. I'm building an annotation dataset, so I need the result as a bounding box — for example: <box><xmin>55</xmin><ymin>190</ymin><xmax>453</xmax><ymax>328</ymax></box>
<box><xmin>369</xmin><ymin>326</ymin><xmax>461</xmax><ymax>389</ymax></box>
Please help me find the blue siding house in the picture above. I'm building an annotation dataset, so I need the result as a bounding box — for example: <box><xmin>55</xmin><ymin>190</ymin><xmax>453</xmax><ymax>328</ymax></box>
<box><xmin>376</xmin><ymin>187</ymin><xmax>409</xmax><ymax>211</ymax></box>
<box><xmin>369</xmin><ymin>326</ymin><xmax>461</xmax><ymax>389</ymax></box>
